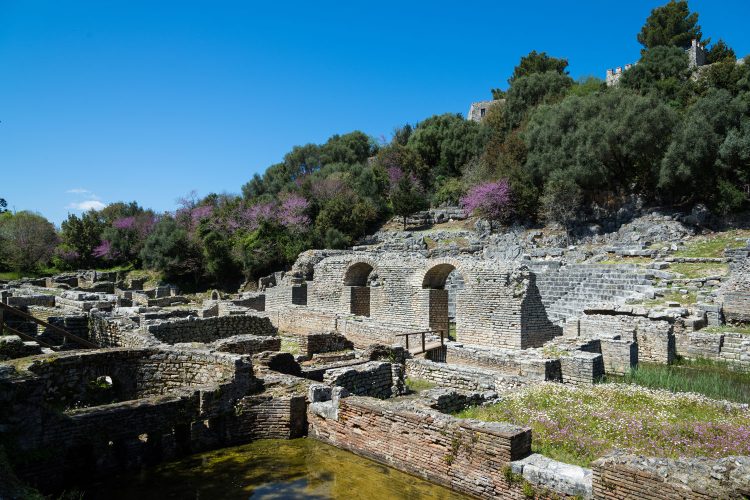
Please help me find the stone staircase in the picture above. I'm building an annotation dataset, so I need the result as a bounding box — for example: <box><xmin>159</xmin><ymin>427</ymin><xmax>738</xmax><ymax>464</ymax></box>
<box><xmin>533</xmin><ymin>264</ymin><xmax>654</xmax><ymax>324</ymax></box>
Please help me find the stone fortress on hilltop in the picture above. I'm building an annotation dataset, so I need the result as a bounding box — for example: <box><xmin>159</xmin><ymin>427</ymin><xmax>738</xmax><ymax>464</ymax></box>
<box><xmin>468</xmin><ymin>39</ymin><xmax>748</xmax><ymax>121</ymax></box>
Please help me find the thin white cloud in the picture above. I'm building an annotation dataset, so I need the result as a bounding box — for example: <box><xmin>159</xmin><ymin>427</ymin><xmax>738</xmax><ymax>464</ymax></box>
<box><xmin>66</xmin><ymin>188</ymin><xmax>91</xmax><ymax>194</ymax></box>
<box><xmin>68</xmin><ymin>200</ymin><xmax>106</xmax><ymax>211</ymax></box>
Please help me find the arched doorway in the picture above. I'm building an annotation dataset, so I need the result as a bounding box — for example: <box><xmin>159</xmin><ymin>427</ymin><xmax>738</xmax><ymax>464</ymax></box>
<box><xmin>344</xmin><ymin>262</ymin><xmax>374</xmax><ymax>317</ymax></box>
<box><xmin>422</xmin><ymin>263</ymin><xmax>464</xmax><ymax>339</ymax></box>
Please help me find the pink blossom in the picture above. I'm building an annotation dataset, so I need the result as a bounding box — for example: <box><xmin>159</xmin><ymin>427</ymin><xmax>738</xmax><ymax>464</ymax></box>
<box><xmin>92</xmin><ymin>240</ymin><xmax>113</xmax><ymax>259</ymax></box>
<box><xmin>113</xmin><ymin>216</ymin><xmax>136</xmax><ymax>230</ymax></box>
<box><xmin>460</xmin><ymin>179</ymin><xmax>513</xmax><ymax>222</ymax></box>
<box><xmin>279</xmin><ymin>194</ymin><xmax>310</xmax><ymax>230</ymax></box>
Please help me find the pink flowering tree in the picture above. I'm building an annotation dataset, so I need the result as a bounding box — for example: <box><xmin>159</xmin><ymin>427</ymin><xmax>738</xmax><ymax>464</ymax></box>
<box><xmin>279</xmin><ymin>194</ymin><xmax>310</xmax><ymax>232</ymax></box>
<box><xmin>460</xmin><ymin>180</ymin><xmax>513</xmax><ymax>229</ymax></box>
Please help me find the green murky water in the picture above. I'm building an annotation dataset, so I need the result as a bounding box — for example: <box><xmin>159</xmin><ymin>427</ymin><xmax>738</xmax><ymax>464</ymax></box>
<box><xmin>82</xmin><ymin>438</ymin><xmax>468</xmax><ymax>499</ymax></box>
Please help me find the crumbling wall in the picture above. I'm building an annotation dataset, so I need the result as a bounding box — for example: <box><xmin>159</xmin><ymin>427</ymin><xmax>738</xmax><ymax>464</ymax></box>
<box><xmin>323</xmin><ymin>361</ymin><xmax>403</xmax><ymax>399</ymax></box>
<box><xmin>144</xmin><ymin>314</ymin><xmax>277</xmax><ymax>344</ymax></box>
<box><xmin>592</xmin><ymin>453</ymin><xmax>750</xmax><ymax>499</ymax></box>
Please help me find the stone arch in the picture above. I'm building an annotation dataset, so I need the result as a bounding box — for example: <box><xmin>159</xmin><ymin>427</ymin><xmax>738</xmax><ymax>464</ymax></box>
<box><xmin>343</xmin><ymin>261</ymin><xmax>375</xmax><ymax>287</ymax></box>
<box><xmin>343</xmin><ymin>260</ymin><xmax>377</xmax><ymax>317</ymax></box>
<box><xmin>419</xmin><ymin>258</ymin><xmax>469</xmax><ymax>339</ymax></box>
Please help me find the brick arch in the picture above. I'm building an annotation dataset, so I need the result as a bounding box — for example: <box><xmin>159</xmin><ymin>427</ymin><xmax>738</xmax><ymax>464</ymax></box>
<box><xmin>418</xmin><ymin>257</ymin><xmax>470</xmax><ymax>289</ymax></box>
<box><xmin>343</xmin><ymin>259</ymin><xmax>379</xmax><ymax>286</ymax></box>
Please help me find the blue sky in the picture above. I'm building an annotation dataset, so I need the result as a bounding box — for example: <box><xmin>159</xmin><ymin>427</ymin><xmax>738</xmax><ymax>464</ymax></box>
<box><xmin>2</xmin><ymin>0</ymin><xmax>748</xmax><ymax>225</ymax></box>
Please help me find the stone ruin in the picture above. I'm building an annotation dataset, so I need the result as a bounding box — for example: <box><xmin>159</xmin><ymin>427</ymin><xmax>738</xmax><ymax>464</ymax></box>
<box><xmin>2</xmin><ymin>220</ymin><xmax>750</xmax><ymax>498</ymax></box>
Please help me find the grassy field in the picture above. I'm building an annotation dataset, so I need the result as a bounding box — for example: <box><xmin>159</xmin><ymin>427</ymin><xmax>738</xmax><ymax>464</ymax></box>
<box><xmin>607</xmin><ymin>358</ymin><xmax>750</xmax><ymax>403</ymax></box>
<box><xmin>457</xmin><ymin>383</ymin><xmax>750</xmax><ymax>467</ymax></box>
<box><xmin>673</xmin><ymin>229</ymin><xmax>750</xmax><ymax>258</ymax></box>
<box><xmin>405</xmin><ymin>378</ymin><xmax>436</xmax><ymax>392</ymax></box>
<box><xmin>669</xmin><ymin>262</ymin><xmax>729</xmax><ymax>279</ymax></box>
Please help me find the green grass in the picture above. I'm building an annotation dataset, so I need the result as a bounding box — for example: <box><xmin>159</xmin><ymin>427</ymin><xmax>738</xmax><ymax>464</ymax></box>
<box><xmin>641</xmin><ymin>289</ymin><xmax>697</xmax><ymax>307</ymax></box>
<box><xmin>606</xmin><ymin>358</ymin><xmax>750</xmax><ymax>404</ymax></box>
<box><xmin>0</xmin><ymin>271</ymin><xmax>21</xmax><ymax>280</ymax></box>
<box><xmin>457</xmin><ymin>383</ymin><xmax>750</xmax><ymax>467</ymax></box>
<box><xmin>598</xmin><ymin>256</ymin><xmax>652</xmax><ymax>265</ymax></box>
<box><xmin>673</xmin><ymin>230</ymin><xmax>750</xmax><ymax>258</ymax></box>
<box><xmin>279</xmin><ymin>336</ymin><xmax>300</xmax><ymax>355</ymax></box>
<box><xmin>703</xmin><ymin>324</ymin><xmax>750</xmax><ymax>335</ymax></box>
<box><xmin>423</xmin><ymin>236</ymin><xmax>469</xmax><ymax>250</ymax></box>
<box><xmin>405</xmin><ymin>378</ymin><xmax>436</xmax><ymax>392</ymax></box>
<box><xmin>669</xmin><ymin>262</ymin><xmax>728</xmax><ymax>279</ymax></box>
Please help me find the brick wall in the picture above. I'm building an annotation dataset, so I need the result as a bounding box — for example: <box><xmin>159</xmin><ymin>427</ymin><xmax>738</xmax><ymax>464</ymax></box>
<box><xmin>350</xmin><ymin>286</ymin><xmax>370</xmax><ymax>316</ymax></box>
<box><xmin>308</xmin><ymin>396</ymin><xmax>533</xmax><ymax>499</ymax></box>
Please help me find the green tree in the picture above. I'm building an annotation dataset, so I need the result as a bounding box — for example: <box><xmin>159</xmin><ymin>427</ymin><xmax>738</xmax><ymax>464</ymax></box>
<box><xmin>320</xmin><ymin>131</ymin><xmax>374</xmax><ymax>165</ymax></box>
<box><xmin>406</xmin><ymin>113</ymin><xmax>485</xmax><ymax>181</ymax></box>
<box><xmin>706</xmin><ymin>39</ymin><xmax>736</xmax><ymax>64</ymax></box>
<box><xmin>140</xmin><ymin>217</ymin><xmax>201</xmax><ymax>281</ymax></box>
<box><xmin>659</xmin><ymin>89</ymin><xmax>747</xmax><ymax>205</ymax></box>
<box><xmin>390</xmin><ymin>175</ymin><xmax>428</xmax><ymax>230</ymax></box>
<box><xmin>620</xmin><ymin>45</ymin><xmax>692</xmax><ymax>104</ymax></box>
<box><xmin>60</xmin><ymin>210</ymin><xmax>105</xmax><ymax>267</ymax></box>
<box><xmin>504</xmin><ymin>71</ymin><xmax>573</xmax><ymax>129</ymax></box>
<box><xmin>508</xmin><ymin>50</ymin><xmax>569</xmax><ymax>84</ymax></box>
<box><xmin>525</xmin><ymin>89</ymin><xmax>677</xmax><ymax>197</ymax></box>
<box><xmin>540</xmin><ymin>171</ymin><xmax>583</xmax><ymax>242</ymax></box>
<box><xmin>0</xmin><ymin>211</ymin><xmax>58</xmax><ymax>272</ymax></box>
<box><xmin>637</xmin><ymin>0</ymin><xmax>703</xmax><ymax>51</ymax></box>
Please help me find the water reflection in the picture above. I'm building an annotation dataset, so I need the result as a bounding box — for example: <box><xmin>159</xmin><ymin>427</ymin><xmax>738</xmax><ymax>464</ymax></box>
<box><xmin>83</xmin><ymin>438</ymin><xmax>468</xmax><ymax>499</ymax></box>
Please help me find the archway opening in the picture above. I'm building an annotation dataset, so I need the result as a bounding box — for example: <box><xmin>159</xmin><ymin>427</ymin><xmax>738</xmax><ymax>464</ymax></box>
<box><xmin>344</xmin><ymin>262</ymin><xmax>374</xmax><ymax>317</ymax></box>
<box><xmin>422</xmin><ymin>264</ymin><xmax>464</xmax><ymax>340</ymax></box>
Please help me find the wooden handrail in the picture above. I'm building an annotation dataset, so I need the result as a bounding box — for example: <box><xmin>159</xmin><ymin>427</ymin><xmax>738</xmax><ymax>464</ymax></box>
<box><xmin>0</xmin><ymin>302</ymin><xmax>97</xmax><ymax>349</ymax></box>
<box><xmin>2</xmin><ymin>323</ymin><xmax>58</xmax><ymax>350</ymax></box>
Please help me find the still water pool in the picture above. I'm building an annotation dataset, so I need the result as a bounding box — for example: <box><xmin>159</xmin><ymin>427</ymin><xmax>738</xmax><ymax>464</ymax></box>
<box><xmin>82</xmin><ymin>438</ymin><xmax>469</xmax><ymax>499</ymax></box>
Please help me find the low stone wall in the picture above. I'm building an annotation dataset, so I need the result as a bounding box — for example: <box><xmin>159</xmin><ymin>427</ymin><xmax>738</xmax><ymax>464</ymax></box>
<box><xmin>599</xmin><ymin>339</ymin><xmax>638</xmax><ymax>375</ymax></box>
<box><xmin>560</xmin><ymin>352</ymin><xmax>604</xmax><ymax>385</ymax></box>
<box><xmin>228</xmin><ymin>394</ymin><xmax>307</xmax><ymax>440</ymax></box>
<box><xmin>89</xmin><ymin>312</ymin><xmax>152</xmax><ymax>348</ymax></box>
<box><xmin>578</xmin><ymin>313</ymin><xmax>675</xmax><ymax>364</ymax></box>
<box><xmin>445</xmin><ymin>343</ymin><xmax>561</xmax><ymax>381</ymax></box>
<box><xmin>0</xmin><ymin>335</ymin><xmax>41</xmax><ymax>360</ymax></box>
<box><xmin>144</xmin><ymin>314</ymin><xmax>277</xmax><ymax>344</ymax></box>
<box><xmin>210</xmin><ymin>334</ymin><xmax>281</xmax><ymax>355</ymax></box>
<box><xmin>405</xmin><ymin>358</ymin><xmax>525</xmax><ymax>393</ymax></box>
<box><xmin>592</xmin><ymin>453</ymin><xmax>750</xmax><ymax>499</ymax></box>
<box><xmin>323</xmin><ymin>361</ymin><xmax>403</xmax><ymax>399</ymax></box>
<box><xmin>6</xmin><ymin>294</ymin><xmax>56</xmax><ymax>308</ymax></box>
<box><xmin>297</xmin><ymin>332</ymin><xmax>353</xmax><ymax>357</ymax></box>
<box><xmin>723</xmin><ymin>291</ymin><xmax>750</xmax><ymax>324</ymax></box>
<box><xmin>308</xmin><ymin>395</ymin><xmax>534</xmax><ymax>499</ymax></box>
<box><xmin>676</xmin><ymin>330</ymin><xmax>750</xmax><ymax>369</ymax></box>
<box><xmin>266</xmin><ymin>307</ymin><xmax>338</xmax><ymax>334</ymax></box>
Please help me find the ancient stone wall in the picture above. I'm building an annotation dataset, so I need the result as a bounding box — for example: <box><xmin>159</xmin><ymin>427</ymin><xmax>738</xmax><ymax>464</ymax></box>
<box><xmin>144</xmin><ymin>314</ymin><xmax>277</xmax><ymax>344</ymax></box>
<box><xmin>349</xmin><ymin>286</ymin><xmax>370</xmax><ymax>316</ymax></box>
<box><xmin>676</xmin><ymin>331</ymin><xmax>750</xmax><ymax>369</ymax></box>
<box><xmin>560</xmin><ymin>352</ymin><xmax>605</xmax><ymax>385</ymax></box>
<box><xmin>578</xmin><ymin>313</ymin><xmax>675</xmax><ymax>364</ymax></box>
<box><xmin>592</xmin><ymin>453</ymin><xmax>750</xmax><ymax>499</ymax></box>
<box><xmin>323</xmin><ymin>361</ymin><xmax>402</xmax><ymax>399</ymax></box>
<box><xmin>297</xmin><ymin>332</ymin><xmax>353</xmax><ymax>357</ymax></box>
<box><xmin>209</xmin><ymin>334</ymin><xmax>281</xmax><ymax>355</ymax></box>
<box><xmin>405</xmin><ymin>358</ymin><xmax>525</xmax><ymax>393</ymax></box>
<box><xmin>308</xmin><ymin>395</ymin><xmax>534</xmax><ymax>499</ymax></box>
<box><xmin>446</xmin><ymin>344</ymin><xmax>561</xmax><ymax>381</ymax></box>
